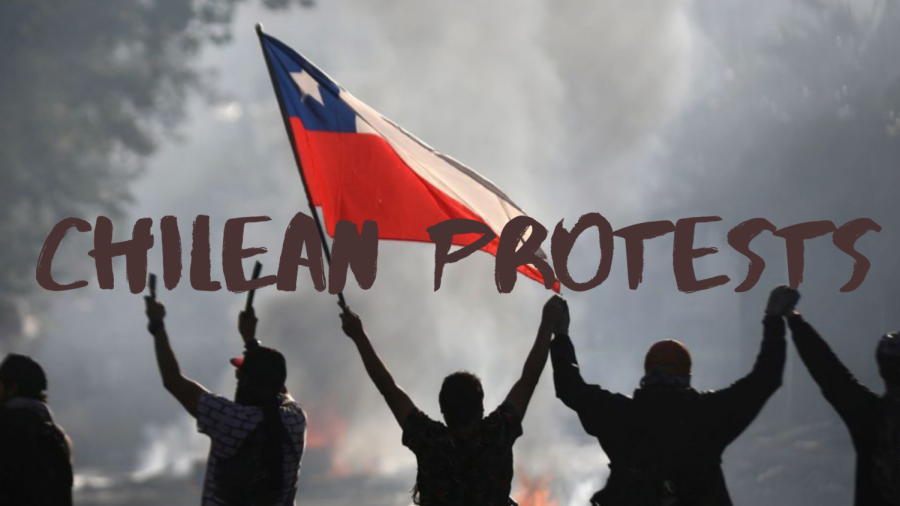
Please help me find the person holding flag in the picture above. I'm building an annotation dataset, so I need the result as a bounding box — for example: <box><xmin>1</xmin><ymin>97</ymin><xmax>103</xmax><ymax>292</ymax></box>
<box><xmin>338</xmin><ymin>295</ymin><xmax>568</xmax><ymax>506</ymax></box>
<box><xmin>256</xmin><ymin>24</ymin><xmax>567</xmax><ymax>505</ymax></box>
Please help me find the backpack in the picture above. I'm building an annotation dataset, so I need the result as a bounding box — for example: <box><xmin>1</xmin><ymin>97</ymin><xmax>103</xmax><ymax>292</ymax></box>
<box><xmin>0</xmin><ymin>407</ymin><xmax>73</xmax><ymax>506</ymax></box>
<box><xmin>216</xmin><ymin>408</ymin><xmax>297</xmax><ymax>506</ymax></box>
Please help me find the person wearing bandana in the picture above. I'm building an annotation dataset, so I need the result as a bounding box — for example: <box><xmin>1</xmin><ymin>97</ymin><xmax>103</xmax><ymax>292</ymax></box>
<box><xmin>787</xmin><ymin>296</ymin><xmax>900</xmax><ymax>506</ymax></box>
<box><xmin>550</xmin><ymin>286</ymin><xmax>794</xmax><ymax>506</ymax></box>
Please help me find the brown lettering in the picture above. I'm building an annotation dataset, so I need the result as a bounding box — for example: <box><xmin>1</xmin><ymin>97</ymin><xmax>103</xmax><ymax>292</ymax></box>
<box><xmin>222</xmin><ymin>216</ymin><xmax>277</xmax><ymax>293</ymax></box>
<box><xmin>329</xmin><ymin>220</ymin><xmax>379</xmax><ymax>294</ymax></box>
<box><xmin>728</xmin><ymin>218</ymin><xmax>777</xmax><ymax>292</ymax></box>
<box><xmin>161</xmin><ymin>216</ymin><xmax>182</xmax><ymax>290</ymax></box>
<box><xmin>773</xmin><ymin>221</ymin><xmax>837</xmax><ymax>289</ymax></box>
<box><xmin>550</xmin><ymin>213</ymin><xmax>614</xmax><ymax>291</ymax></box>
<box><xmin>673</xmin><ymin>216</ymin><xmax>730</xmax><ymax>293</ymax></box>
<box><xmin>427</xmin><ymin>219</ymin><xmax>497</xmax><ymax>291</ymax></box>
<box><xmin>36</xmin><ymin>218</ymin><xmax>93</xmax><ymax>291</ymax></box>
<box><xmin>190</xmin><ymin>215</ymin><xmax>221</xmax><ymax>291</ymax></box>
<box><xmin>277</xmin><ymin>212</ymin><xmax>326</xmax><ymax>292</ymax></box>
<box><xmin>613</xmin><ymin>221</ymin><xmax>675</xmax><ymax>290</ymax></box>
<box><xmin>832</xmin><ymin>218</ymin><xmax>882</xmax><ymax>292</ymax></box>
<box><xmin>88</xmin><ymin>217</ymin><xmax>154</xmax><ymax>293</ymax></box>
<box><xmin>495</xmin><ymin>216</ymin><xmax>554</xmax><ymax>293</ymax></box>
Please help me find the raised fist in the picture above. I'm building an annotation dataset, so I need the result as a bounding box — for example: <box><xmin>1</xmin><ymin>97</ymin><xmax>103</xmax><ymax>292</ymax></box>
<box><xmin>144</xmin><ymin>296</ymin><xmax>166</xmax><ymax>334</ymax></box>
<box><xmin>339</xmin><ymin>303</ymin><xmax>364</xmax><ymax>340</ymax></box>
<box><xmin>238</xmin><ymin>308</ymin><xmax>258</xmax><ymax>344</ymax></box>
<box><xmin>766</xmin><ymin>285</ymin><xmax>800</xmax><ymax>316</ymax></box>
<box><xmin>543</xmin><ymin>295</ymin><xmax>570</xmax><ymax>335</ymax></box>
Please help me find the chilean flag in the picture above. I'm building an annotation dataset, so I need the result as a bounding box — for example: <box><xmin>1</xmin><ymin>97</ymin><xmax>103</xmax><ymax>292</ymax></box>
<box><xmin>260</xmin><ymin>31</ymin><xmax>558</xmax><ymax>291</ymax></box>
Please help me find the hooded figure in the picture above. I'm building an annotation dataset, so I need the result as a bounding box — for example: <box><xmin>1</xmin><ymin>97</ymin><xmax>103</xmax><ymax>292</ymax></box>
<box><xmin>0</xmin><ymin>353</ymin><xmax>73</xmax><ymax>506</ymax></box>
<box><xmin>788</xmin><ymin>306</ymin><xmax>900</xmax><ymax>506</ymax></box>
<box><xmin>550</xmin><ymin>286</ymin><xmax>794</xmax><ymax>506</ymax></box>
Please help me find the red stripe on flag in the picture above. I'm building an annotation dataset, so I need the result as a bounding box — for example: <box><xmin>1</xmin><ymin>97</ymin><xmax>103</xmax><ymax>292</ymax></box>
<box><xmin>289</xmin><ymin>117</ymin><xmax>558</xmax><ymax>291</ymax></box>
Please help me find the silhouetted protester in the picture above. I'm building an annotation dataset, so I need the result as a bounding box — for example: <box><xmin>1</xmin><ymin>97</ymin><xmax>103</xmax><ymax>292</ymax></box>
<box><xmin>0</xmin><ymin>353</ymin><xmax>73</xmax><ymax>506</ymax></box>
<box><xmin>144</xmin><ymin>297</ymin><xmax>307</xmax><ymax>506</ymax></box>
<box><xmin>338</xmin><ymin>296</ymin><xmax>569</xmax><ymax>506</ymax></box>
<box><xmin>551</xmin><ymin>286</ymin><xmax>795</xmax><ymax>506</ymax></box>
<box><xmin>787</xmin><ymin>295</ymin><xmax>900</xmax><ymax>506</ymax></box>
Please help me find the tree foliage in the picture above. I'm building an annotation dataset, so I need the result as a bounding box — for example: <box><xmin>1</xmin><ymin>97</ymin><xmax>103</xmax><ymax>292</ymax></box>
<box><xmin>0</xmin><ymin>0</ymin><xmax>308</xmax><ymax>302</ymax></box>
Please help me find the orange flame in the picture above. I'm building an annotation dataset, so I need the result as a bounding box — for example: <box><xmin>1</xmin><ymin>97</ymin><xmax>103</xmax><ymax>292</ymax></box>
<box><xmin>515</xmin><ymin>473</ymin><xmax>559</xmax><ymax>506</ymax></box>
<box><xmin>305</xmin><ymin>401</ymin><xmax>357</xmax><ymax>477</ymax></box>
<box><xmin>306</xmin><ymin>402</ymin><xmax>346</xmax><ymax>450</ymax></box>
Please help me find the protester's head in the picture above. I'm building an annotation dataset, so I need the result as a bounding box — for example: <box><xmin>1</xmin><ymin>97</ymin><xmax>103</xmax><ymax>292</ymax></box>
<box><xmin>644</xmin><ymin>340</ymin><xmax>692</xmax><ymax>377</ymax></box>
<box><xmin>231</xmin><ymin>346</ymin><xmax>289</xmax><ymax>499</ymax></box>
<box><xmin>0</xmin><ymin>353</ymin><xmax>48</xmax><ymax>404</ymax></box>
<box><xmin>439</xmin><ymin>371</ymin><xmax>484</xmax><ymax>429</ymax></box>
<box><xmin>231</xmin><ymin>346</ymin><xmax>287</xmax><ymax>405</ymax></box>
<box><xmin>877</xmin><ymin>332</ymin><xmax>900</xmax><ymax>389</ymax></box>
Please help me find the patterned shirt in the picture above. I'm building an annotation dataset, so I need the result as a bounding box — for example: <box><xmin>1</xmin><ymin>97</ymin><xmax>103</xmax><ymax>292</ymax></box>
<box><xmin>196</xmin><ymin>392</ymin><xmax>307</xmax><ymax>506</ymax></box>
<box><xmin>402</xmin><ymin>402</ymin><xmax>523</xmax><ymax>506</ymax></box>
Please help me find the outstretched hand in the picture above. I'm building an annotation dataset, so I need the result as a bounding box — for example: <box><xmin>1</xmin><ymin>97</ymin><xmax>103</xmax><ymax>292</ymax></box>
<box><xmin>766</xmin><ymin>285</ymin><xmax>800</xmax><ymax>317</ymax></box>
<box><xmin>238</xmin><ymin>308</ymin><xmax>258</xmax><ymax>346</ymax></box>
<box><xmin>144</xmin><ymin>296</ymin><xmax>166</xmax><ymax>335</ymax></box>
<box><xmin>542</xmin><ymin>295</ymin><xmax>570</xmax><ymax>335</ymax></box>
<box><xmin>339</xmin><ymin>302</ymin><xmax>365</xmax><ymax>341</ymax></box>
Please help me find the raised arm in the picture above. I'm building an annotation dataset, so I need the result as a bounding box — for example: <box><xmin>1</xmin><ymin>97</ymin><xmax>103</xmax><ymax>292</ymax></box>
<box><xmin>339</xmin><ymin>304</ymin><xmax>416</xmax><ymax>426</ymax></box>
<box><xmin>787</xmin><ymin>310</ymin><xmax>878</xmax><ymax>423</ymax></box>
<box><xmin>145</xmin><ymin>297</ymin><xmax>208</xmax><ymax>417</ymax></box>
<box><xmin>715</xmin><ymin>314</ymin><xmax>786</xmax><ymax>403</ymax></box>
<box><xmin>708</xmin><ymin>287</ymin><xmax>791</xmax><ymax>445</ymax></box>
<box><xmin>238</xmin><ymin>307</ymin><xmax>261</xmax><ymax>349</ymax></box>
<box><xmin>549</xmin><ymin>321</ymin><xmax>627</xmax><ymax>436</ymax></box>
<box><xmin>549</xmin><ymin>331</ymin><xmax>592</xmax><ymax>411</ymax></box>
<box><xmin>724</xmin><ymin>286</ymin><xmax>794</xmax><ymax>392</ymax></box>
<box><xmin>236</xmin><ymin>308</ymin><xmax>295</xmax><ymax>398</ymax></box>
<box><xmin>504</xmin><ymin>295</ymin><xmax>568</xmax><ymax>419</ymax></box>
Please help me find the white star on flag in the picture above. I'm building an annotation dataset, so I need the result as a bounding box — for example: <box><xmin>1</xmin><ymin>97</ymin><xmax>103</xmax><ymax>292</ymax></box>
<box><xmin>291</xmin><ymin>71</ymin><xmax>324</xmax><ymax>106</ymax></box>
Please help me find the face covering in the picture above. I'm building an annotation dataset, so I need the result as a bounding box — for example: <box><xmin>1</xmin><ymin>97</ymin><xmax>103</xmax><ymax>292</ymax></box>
<box><xmin>639</xmin><ymin>369</ymin><xmax>692</xmax><ymax>389</ymax></box>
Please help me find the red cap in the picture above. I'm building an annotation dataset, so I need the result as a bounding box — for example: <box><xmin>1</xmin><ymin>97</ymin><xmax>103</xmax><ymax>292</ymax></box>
<box><xmin>644</xmin><ymin>340</ymin><xmax>692</xmax><ymax>376</ymax></box>
<box><xmin>229</xmin><ymin>346</ymin><xmax>287</xmax><ymax>388</ymax></box>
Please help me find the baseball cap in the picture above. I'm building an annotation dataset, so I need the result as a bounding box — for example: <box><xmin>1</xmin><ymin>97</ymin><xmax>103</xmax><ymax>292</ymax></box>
<box><xmin>230</xmin><ymin>346</ymin><xmax>287</xmax><ymax>388</ymax></box>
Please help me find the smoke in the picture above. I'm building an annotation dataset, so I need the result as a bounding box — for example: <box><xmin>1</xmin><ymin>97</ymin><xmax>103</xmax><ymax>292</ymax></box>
<box><xmin>52</xmin><ymin>0</ymin><xmax>693</xmax><ymax>500</ymax></box>
<box><xmin>133</xmin><ymin>417</ymin><xmax>207</xmax><ymax>480</ymax></box>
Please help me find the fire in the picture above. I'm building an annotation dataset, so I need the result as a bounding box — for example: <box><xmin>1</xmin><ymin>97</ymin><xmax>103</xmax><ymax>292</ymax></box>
<box><xmin>306</xmin><ymin>401</ymin><xmax>353</xmax><ymax>477</ymax></box>
<box><xmin>304</xmin><ymin>401</ymin><xmax>357</xmax><ymax>477</ymax></box>
<box><xmin>328</xmin><ymin>457</ymin><xmax>354</xmax><ymax>478</ymax></box>
<box><xmin>515</xmin><ymin>473</ymin><xmax>559</xmax><ymax>506</ymax></box>
<box><xmin>306</xmin><ymin>402</ymin><xmax>347</xmax><ymax>450</ymax></box>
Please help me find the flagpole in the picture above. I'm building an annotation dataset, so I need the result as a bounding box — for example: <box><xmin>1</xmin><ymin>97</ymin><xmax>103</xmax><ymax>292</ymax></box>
<box><xmin>255</xmin><ymin>23</ymin><xmax>346</xmax><ymax>308</ymax></box>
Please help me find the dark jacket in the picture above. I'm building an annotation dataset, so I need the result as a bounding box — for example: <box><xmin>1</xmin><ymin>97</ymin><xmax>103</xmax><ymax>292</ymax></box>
<box><xmin>0</xmin><ymin>398</ymin><xmax>73</xmax><ymax>506</ymax></box>
<box><xmin>550</xmin><ymin>315</ymin><xmax>786</xmax><ymax>506</ymax></box>
<box><xmin>788</xmin><ymin>314</ymin><xmax>896</xmax><ymax>506</ymax></box>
